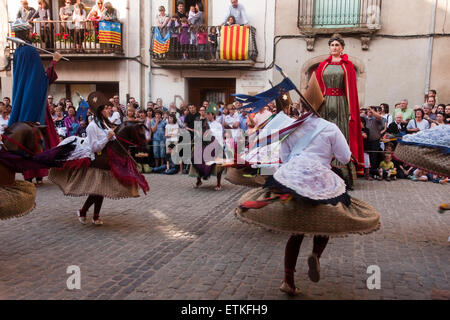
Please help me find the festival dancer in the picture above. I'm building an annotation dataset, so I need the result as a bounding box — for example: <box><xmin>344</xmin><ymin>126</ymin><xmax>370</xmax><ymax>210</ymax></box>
<box><xmin>8</xmin><ymin>19</ymin><xmax>61</xmax><ymax>185</ymax></box>
<box><xmin>189</xmin><ymin>104</ymin><xmax>225</xmax><ymax>190</ymax></box>
<box><xmin>235</xmin><ymin>79</ymin><xmax>380</xmax><ymax>296</ymax></box>
<box><xmin>49</xmin><ymin>92</ymin><xmax>149</xmax><ymax>225</ymax></box>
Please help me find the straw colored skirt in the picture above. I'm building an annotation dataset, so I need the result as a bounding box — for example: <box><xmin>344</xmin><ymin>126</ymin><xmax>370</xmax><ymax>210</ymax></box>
<box><xmin>225</xmin><ymin>167</ymin><xmax>267</xmax><ymax>188</ymax></box>
<box><xmin>394</xmin><ymin>144</ymin><xmax>450</xmax><ymax>178</ymax></box>
<box><xmin>49</xmin><ymin>167</ymin><xmax>139</xmax><ymax>199</ymax></box>
<box><xmin>235</xmin><ymin>188</ymin><xmax>380</xmax><ymax>237</ymax></box>
<box><xmin>0</xmin><ymin>181</ymin><xmax>36</xmax><ymax>220</ymax></box>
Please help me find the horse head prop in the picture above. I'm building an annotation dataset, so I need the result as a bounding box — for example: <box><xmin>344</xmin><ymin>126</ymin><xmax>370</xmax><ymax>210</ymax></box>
<box><xmin>113</xmin><ymin>121</ymin><xmax>149</xmax><ymax>155</ymax></box>
<box><xmin>2</xmin><ymin>122</ymin><xmax>47</xmax><ymax>155</ymax></box>
<box><xmin>0</xmin><ymin>122</ymin><xmax>47</xmax><ymax>186</ymax></box>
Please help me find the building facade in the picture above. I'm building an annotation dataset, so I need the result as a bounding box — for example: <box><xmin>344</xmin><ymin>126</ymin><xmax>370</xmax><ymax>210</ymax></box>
<box><xmin>1</xmin><ymin>0</ymin><xmax>448</xmax><ymax>109</ymax></box>
<box><xmin>275</xmin><ymin>0</ymin><xmax>450</xmax><ymax>107</ymax></box>
<box><xmin>1</xmin><ymin>0</ymin><xmax>148</xmax><ymax>107</ymax></box>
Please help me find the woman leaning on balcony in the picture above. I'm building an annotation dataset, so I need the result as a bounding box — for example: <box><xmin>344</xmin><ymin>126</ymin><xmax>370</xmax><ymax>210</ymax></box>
<box><xmin>156</xmin><ymin>6</ymin><xmax>170</xmax><ymax>37</ymax></box>
<box><xmin>315</xmin><ymin>34</ymin><xmax>365</xmax><ymax>182</ymax></box>
<box><xmin>30</xmin><ymin>0</ymin><xmax>54</xmax><ymax>50</ymax></box>
<box><xmin>72</xmin><ymin>2</ymin><xmax>86</xmax><ymax>52</ymax></box>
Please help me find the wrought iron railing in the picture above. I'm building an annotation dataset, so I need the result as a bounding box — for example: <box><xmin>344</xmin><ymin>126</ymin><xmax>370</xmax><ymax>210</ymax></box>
<box><xmin>298</xmin><ymin>0</ymin><xmax>382</xmax><ymax>30</ymax></box>
<box><xmin>8</xmin><ymin>20</ymin><xmax>123</xmax><ymax>55</ymax></box>
<box><xmin>150</xmin><ymin>25</ymin><xmax>258</xmax><ymax>62</ymax></box>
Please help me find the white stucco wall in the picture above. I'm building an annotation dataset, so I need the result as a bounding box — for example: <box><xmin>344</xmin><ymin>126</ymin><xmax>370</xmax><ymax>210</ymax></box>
<box><xmin>149</xmin><ymin>0</ymin><xmax>276</xmax><ymax>105</ymax></box>
<box><xmin>273</xmin><ymin>0</ymin><xmax>449</xmax><ymax>108</ymax></box>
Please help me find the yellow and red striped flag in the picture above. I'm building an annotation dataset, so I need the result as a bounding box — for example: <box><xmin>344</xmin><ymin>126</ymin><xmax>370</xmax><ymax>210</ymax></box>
<box><xmin>219</xmin><ymin>25</ymin><xmax>249</xmax><ymax>60</ymax></box>
<box><xmin>153</xmin><ymin>27</ymin><xmax>170</xmax><ymax>54</ymax></box>
<box><xmin>9</xmin><ymin>23</ymin><xmax>15</xmax><ymax>38</ymax></box>
<box><xmin>98</xmin><ymin>21</ymin><xmax>121</xmax><ymax>45</ymax></box>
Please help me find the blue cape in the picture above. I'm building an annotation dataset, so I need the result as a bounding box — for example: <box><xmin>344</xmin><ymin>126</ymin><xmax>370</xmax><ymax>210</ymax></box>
<box><xmin>8</xmin><ymin>44</ymin><xmax>49</xmax><ymax>126</ymax></box>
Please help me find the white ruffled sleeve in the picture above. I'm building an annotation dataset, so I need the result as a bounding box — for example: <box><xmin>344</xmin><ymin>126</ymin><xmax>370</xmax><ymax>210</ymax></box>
<box><xmin>86</xmin><ymin>122</ymin><xmax>109</xmax><ymax>153</ymax></box>
<box><xmin>330</xmin><ymin>124</ymin><xmax>352</xmax><ymax>164</ymax></box>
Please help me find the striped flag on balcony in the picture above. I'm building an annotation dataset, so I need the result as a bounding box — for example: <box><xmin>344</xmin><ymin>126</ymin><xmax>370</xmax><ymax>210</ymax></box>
<box><xmin>98</xmin><ymin>21</ymin><xmax>121</xmax><ymax>45</ymax></box>
<box><xmin>219</xmin><ymin>25</ymin><xmax>249</xmax><ymax>60</ymax></box>
<box><xmin>9</xmin><ymin>23</ymin><xmax>15</xmax><ymax>38</ymax></box>
<box><xmin>153</xmin><ymin>27</ymin><xmax>170</xmax><ymax>54</ymax></box>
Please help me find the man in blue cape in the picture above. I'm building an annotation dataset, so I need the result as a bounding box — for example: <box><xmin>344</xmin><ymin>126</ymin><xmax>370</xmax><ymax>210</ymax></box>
<box><xmin>8</xmin><ymin>19</ymin><xmax>62</xmax><ymax>184</ymax></box>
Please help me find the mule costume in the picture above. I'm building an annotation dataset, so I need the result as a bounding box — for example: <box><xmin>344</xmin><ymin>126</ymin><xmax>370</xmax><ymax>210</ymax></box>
<box><xmin>235</xmin><ymin>77</ymin><xmax>379</xmax><ymax>295</ymax></box>
<box><xmin>49</xmin><ymin>92</ymin><xmax>149</xmax><ymax>225</ymax></box>
<box><xmin>189</xmin><ymin>105</ymin><xmax>225</xmax><ymax>189</ymax></box>
<box><xmin>8</xmin><ymin>20</ymin><xmax>60</xmax><ymax>183</ymax></box>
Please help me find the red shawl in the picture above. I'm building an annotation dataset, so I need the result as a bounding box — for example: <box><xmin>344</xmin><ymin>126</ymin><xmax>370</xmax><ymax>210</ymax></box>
<box><xmin>316</xmin><ymin>54</ymin><xmax>364</xmax><ymax>175</ymax></box>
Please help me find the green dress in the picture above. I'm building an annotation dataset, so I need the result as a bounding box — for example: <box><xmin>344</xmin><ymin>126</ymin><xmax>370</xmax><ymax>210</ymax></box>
<box><xmin>319</xmin><ymin>64</ymin><xmax>350</xmax><ymax>141</ymax></box>
<box><xmin>319</xmin><ymin>64</ymin><xmax>355</xmax><ymax>179</ymax></box>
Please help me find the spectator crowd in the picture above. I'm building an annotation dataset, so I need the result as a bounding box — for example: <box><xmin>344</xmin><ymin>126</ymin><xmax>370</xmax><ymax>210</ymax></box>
<box><xmin>359</xmin><ymin>89</ymin><xmax>449</xmax><ymax>183</ymax></box>
<box><xmin>1</xmin><ymin>88</ymin><xmax>449</xmax><ymax>183</ymax></box>
<box><xmin>15</xmin><ymin>0</ymin><xmax>120</xmax><ymax>52</ymax></box>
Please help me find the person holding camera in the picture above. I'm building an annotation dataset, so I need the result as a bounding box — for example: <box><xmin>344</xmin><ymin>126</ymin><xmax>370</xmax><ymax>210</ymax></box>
<box><xmin>364</xmin><ymin>106</ymin><xmax>383</xmax><ymax>176</ymax></box>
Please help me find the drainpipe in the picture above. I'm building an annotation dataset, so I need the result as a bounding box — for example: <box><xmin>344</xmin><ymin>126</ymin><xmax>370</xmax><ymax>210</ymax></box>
<box><xmin>425</xmin><ymin>0</ymin><xmax>437</xmax><ymax>94</ymax></box>
<box><xmin>140</xmin><ymin>0</ymin><xmax>145</xmax><ymax>104</ymax></box>
<box><xmin>148</xmin><ymin>1</ymin><xmax>152</xmax><ymax>102</ymax></box>
<box><xmin>126</xmin><ymin>0</ymin><xmax>130</xmax><ymax>103</ymax></box>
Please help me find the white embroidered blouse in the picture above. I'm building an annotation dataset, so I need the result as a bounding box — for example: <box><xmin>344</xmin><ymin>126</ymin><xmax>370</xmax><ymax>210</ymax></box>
<box><xmin>280</xmin><ymin>115</ymin><xmax>351</xmax><ymax>168</ymax></box>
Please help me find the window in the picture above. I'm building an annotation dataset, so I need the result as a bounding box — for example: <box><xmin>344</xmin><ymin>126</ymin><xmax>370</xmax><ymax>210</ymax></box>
<box><xmin>313</xmin><ymin>0</ymin><xmax>360</xmax><ymax>28</ymax></box>
<box><xmin>298</xmin><ymin>0</ymin><xmax>382</xmax><ymax>31</ymax></box>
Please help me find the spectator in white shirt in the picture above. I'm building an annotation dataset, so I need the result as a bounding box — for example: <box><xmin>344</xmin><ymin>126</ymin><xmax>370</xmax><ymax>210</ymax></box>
<box><xmin>0</xmin><ymin>104</ymin><xmax>9</xmax><ymax>135</ymax></box>
<box><xmin>222</xmin><ymin>0</ymin><xmax>249</xmax><ymax>26</ymax></box>
<box><xmin>107</xmin><ymin>105</ymin><xmax>121</xmax><ymax>125</ymax></box>
<box><xmin>223</xmin><ymin>104</ymin><xmax>241</xmax><ymax>139</ymax></box>
<box><xmin>406</xmin><ymin>108</ymin><xmax>430</xmax><ymax>133</ymax></box>
<box><xmin>248</xmin><ymin>106</ymin><xmax>272</xmax><ymax>133</ymax></box>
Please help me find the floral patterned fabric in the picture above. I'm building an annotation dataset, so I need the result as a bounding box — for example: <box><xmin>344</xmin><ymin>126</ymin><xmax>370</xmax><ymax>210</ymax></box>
<box><xmin>401</xmin><ymin>125</ymin><xmax>450</xmax><ymax>152</ymax></box>
<box><xmin>273</xmin><ymin>155</ymin><xmax>346</xmax><ymax>201</ymax></box>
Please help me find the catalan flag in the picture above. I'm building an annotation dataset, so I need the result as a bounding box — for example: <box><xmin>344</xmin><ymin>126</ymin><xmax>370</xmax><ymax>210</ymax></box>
<box><xmin>9</xmin><ymin>22</ymin><xmax>15</xmax><ymax>38</ymax></box>
<box><xmin>98</xmin><ymin>21</ymin><xmax>121</xmax><ymax>45</ymax></box>
<box><xmin>220</xmin><ymin>25</ymin><xmax>249</xmax><ymax>60</ymax></box>
<box><xmin>153</xmin><ymin>27</ymin><xmax>170</xmax><ymax>54</ymax></box>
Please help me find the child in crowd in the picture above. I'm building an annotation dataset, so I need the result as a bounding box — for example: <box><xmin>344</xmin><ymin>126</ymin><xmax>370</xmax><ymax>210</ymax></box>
<box><xmin>152</xmin><ymin>143</ymin><xmax>180</xmax><ymax>175</ymax></box>
<box><xmin>179</xmin><ymin>17</ymin><xmax>191</xmax><ymax>60</ymax></box>
<box><xmin>53</xmin><ymin>106</ymin><xmax>67</xmax><ymax>140</ymax></box>
<box><xmin>168</xmin><ymin>13</ymin><xmax>180</xmax><ymax>59</ymax></box>
<box><xmin>188</xmin><ymin>5</ymin><xmax>196</xmax><ymax>21</ymax></box>
<box><xmin>208</xmin><ymin>26</ymin><xmax>218</xmax><ymax>60</ymax></box>
<box><xmin>410</xmin><ymin>168</ymin><xmax>428</xmax><ymax>182</ymax></box>
<box><xmin>427</xmin><ymin>173</ymin><xmax>449</xmax><ymax>184</ymax></box>
<box><xmin>165</xmin><ymin>114</ymin><xmax>183</xmax><ymax>173</ymax></box>
<box><xmin>361</xmin><ymin>117</ymin><xmax>372</xmax><ymax>180</ymax></box>
<box><xmin>197</xmin><ymin>25</ymin><xmax>208</xmax><ymax>60</ymax></box>
<box><xmin>72</xmin><ymin>3</ymin><xmax>86</xmax><ymax>53</ymax></box>
<box><xmin>225</xmin><ymin>15</ymin><xmax>237</xmax><ymax>26</ymax></box>
<box><xmin>76</xmin><ymin>120</ymin><xmax>87</xmax><ymax>138</ymax></box>
<box><xmin>377</xmin><ymin>152</ymin><xmax>396</xmax><ymax>181</ymax></box>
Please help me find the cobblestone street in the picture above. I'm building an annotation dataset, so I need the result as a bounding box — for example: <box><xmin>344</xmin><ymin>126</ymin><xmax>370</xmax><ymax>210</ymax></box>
<box><xmin>0</xmin><ymin>174</ymin><xmax>448</xmax><ymax>300</ymax></box>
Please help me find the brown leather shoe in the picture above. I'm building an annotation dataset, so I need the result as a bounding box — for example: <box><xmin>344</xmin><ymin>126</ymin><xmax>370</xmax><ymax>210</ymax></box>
<box><xmin>307</xmin><ymin>254</ymin><xmax>321</xmax><ymax>283</ymax></box>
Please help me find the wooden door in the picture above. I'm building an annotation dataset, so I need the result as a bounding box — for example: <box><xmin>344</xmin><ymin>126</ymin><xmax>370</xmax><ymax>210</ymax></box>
<box><xmin>188</xmin><ymin>78</ymin><xmax>236</xmax><ymax>107</ymax></box>
<box><xmin>173</xmin><ymin>0</ymin><xmax>208</xmax><ymax>25</ymax></box>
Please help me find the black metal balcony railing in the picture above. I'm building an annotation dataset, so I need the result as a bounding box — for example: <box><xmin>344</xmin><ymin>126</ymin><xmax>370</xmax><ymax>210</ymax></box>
<box><xmin>298</xmin><ymin>0</ymin><xmax>382</xmax><ymax>32</ymax></box>
<box><xmin>8</xmin><ymin>20</ymin><xmax>123</xmax><ymax>55</ymax></box>
<box><xmin>150</xmin><ymin>26</ymin><xmax>258</xmax><ymax>64</ymax></box>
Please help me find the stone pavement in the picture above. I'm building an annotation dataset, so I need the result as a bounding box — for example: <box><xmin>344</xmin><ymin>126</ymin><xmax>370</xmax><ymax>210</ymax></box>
<box><xmin>0</xmin><ymin>174</ymin><xmax>448</xmax><ymax>300</ymax></box>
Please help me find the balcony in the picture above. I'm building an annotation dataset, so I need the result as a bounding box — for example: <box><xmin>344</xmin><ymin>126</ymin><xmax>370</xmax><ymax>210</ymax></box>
<box><xmin>150</xmin><ymin>26</ymin><xmax>258</xmax><ymax>69</ymax></box>
<box><xmin>8</xmin><ymin>20</ymin><xmax>124</xmax><ymax>59</ymax></box>
<box><xmin>298</xmin><ymin>0</ymin><xmax>382</xmax><ymax>34</ymax></box>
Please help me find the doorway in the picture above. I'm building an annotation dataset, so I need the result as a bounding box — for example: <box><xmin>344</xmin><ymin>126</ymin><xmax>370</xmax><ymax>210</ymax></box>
<box><xmin>187</xmin><ymin>78</ymin><xmax>236</xmax><ymax>107</ymax></box>
<box><xmin>172</xmin><ymin>0</ymin><xmax>208</xmax><ymax>25</ymax></box>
